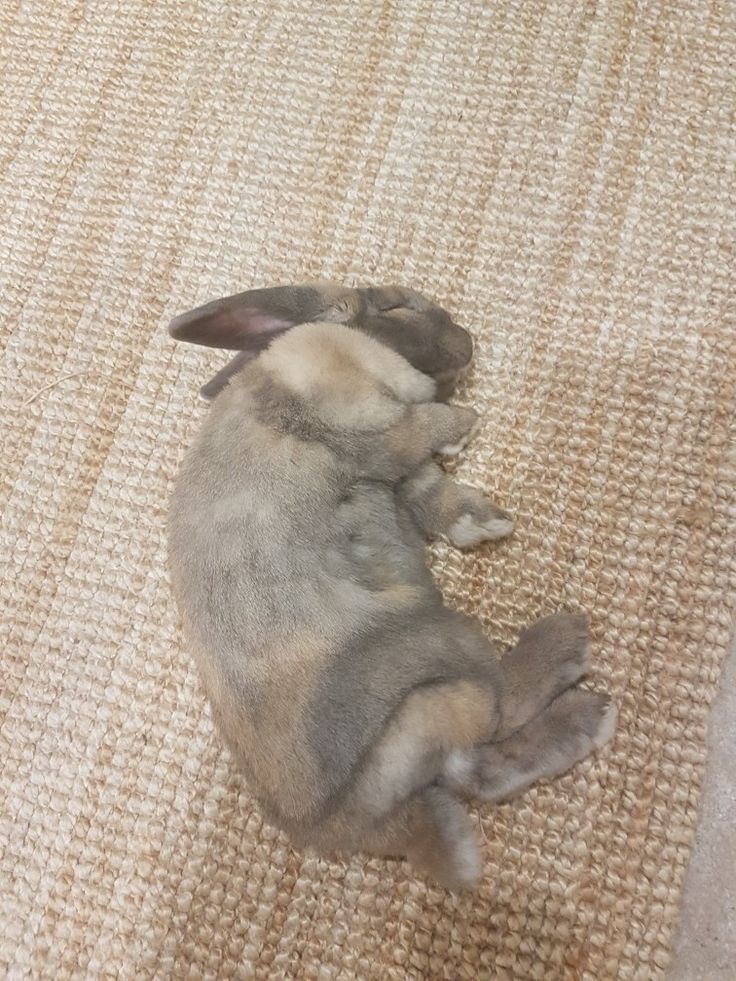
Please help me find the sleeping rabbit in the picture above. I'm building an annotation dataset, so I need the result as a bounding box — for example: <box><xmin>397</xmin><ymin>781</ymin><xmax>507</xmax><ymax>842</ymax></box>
<box><xmin>167</xmin><ymin>283</ymin><xmax>615</xmax><ymax>889</ymax></box>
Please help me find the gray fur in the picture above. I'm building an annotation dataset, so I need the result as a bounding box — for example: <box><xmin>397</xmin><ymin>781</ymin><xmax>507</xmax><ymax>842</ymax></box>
<box><xmin>167</xmin><ymin>282</ymin><xmax>615</xmax><ymax>888</ymax></box>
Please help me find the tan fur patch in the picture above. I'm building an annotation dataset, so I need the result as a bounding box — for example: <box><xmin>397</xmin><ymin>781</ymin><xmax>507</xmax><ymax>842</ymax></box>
<box><xmin>352</xmin><ymin>681</ymin><xmax>497</xmax><ymax>819</ymax></box>
<box><xmin>260</xmin><ymin>322</ymin><xmax>436</xmax><ymax>430</ymax></box>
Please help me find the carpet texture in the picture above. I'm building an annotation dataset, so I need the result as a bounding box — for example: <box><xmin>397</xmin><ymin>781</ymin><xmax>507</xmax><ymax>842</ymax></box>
<box><xmin>2</xmin><ymin>0</ymin><xmax>735</xmax><ymax>977</ymax></box>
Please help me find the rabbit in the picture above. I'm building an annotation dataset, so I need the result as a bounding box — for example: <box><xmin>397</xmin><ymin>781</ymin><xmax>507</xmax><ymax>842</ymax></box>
<box><xmin>167</xmin><ymin>283</ymin><xmax>616</xmax><ymax>889</ymax></box>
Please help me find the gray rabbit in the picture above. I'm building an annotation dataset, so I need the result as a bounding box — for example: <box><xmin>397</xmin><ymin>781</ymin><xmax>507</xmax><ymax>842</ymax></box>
<box><xmin>167</xmin><ymin>283</ymin><xmax>615</xmax><ymax>889</ymax></box>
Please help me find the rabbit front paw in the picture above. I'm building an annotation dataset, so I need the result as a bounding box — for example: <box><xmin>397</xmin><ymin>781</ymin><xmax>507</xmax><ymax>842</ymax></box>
<box><xmin>437</xmin><ymin>413</ymin><xmax>481</xmax><ymax>456</ymax></box>
<box><xmin>447</xmin><ymin>498</ymin><xmax>514</xmax><ymax>547</ymax></box>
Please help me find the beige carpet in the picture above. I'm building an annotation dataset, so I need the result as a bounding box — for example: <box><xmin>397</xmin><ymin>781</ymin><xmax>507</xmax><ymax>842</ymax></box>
<box><xmin>2</xmin><ymin>0</ymin><xmax>735</xmax><ymax>977</ymax></box>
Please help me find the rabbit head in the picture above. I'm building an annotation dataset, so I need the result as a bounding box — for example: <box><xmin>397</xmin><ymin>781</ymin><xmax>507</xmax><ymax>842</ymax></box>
<box><xmin>169</xmin><ymin>282</ymin><xmax>474</xmax><ymax>401</ymax></box>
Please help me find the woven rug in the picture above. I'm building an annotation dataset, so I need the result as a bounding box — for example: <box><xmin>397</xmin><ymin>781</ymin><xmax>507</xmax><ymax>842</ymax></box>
<box><xmin>2</xmin><ymin>0</ymin><xmax>735</xmax><ymax>977</ymax></box>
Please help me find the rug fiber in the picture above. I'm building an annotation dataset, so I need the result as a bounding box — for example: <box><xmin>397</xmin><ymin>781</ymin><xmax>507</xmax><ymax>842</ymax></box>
<box><xmin>1</xmin><ymin>0</ymin><xmax>735</xmax><ymax>978</ymax></box>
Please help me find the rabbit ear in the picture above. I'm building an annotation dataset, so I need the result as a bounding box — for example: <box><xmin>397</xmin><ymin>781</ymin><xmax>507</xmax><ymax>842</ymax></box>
<box><xmin>170</xmin><ymin>283</ymin><xmax>360</xmax><ymax>399</ymax></box>
<box><xmin>169</xmin><ymin>289</ymin><xmax>295</xmax><ymax>351</ymax></box>
<box><xmin>168</xmin><ymin>284</ymin><xmax>354</xmax><ymax>351</ymax></box>
<box><xmin>199</xmin><ymin>352</ymin><xmax>254</xmax><ymax>401</ymax></box>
